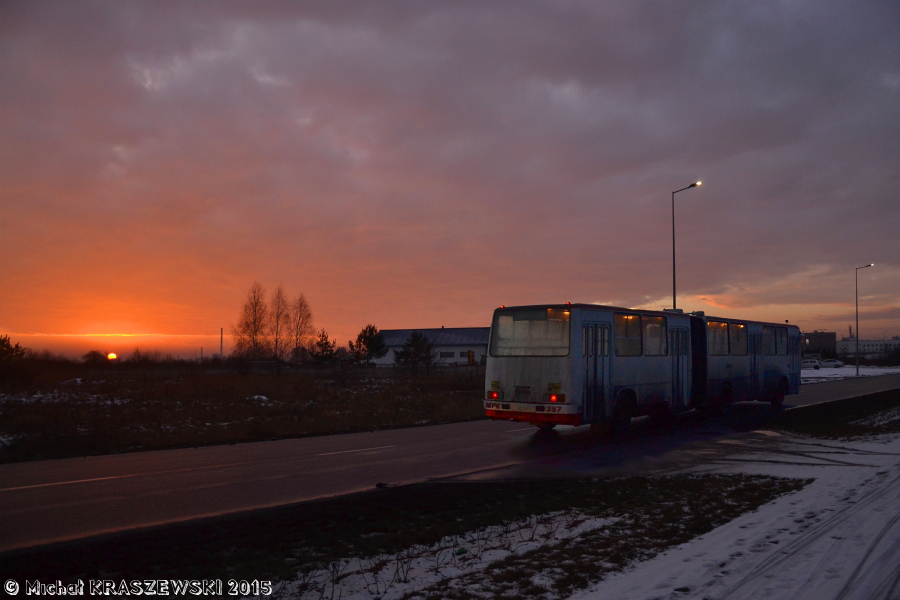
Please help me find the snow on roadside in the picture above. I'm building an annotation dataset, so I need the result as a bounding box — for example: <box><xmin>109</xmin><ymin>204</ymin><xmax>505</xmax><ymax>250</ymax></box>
<box><xmin>277</xmin><ymin>511</ymin><xmax>617</xmax><ymax>599</ymax></box>
<box><xmin>570</xmin><ymin>432</ymin><xmax>900</xmax><ymax>600</ymax></box>
<box><xmin>0</xmin><ymin>391</ymin><xmax>130</xmax><ymax>405</ymax></box>
<box><xmin>801</xmin><ymin>365</ymin><xmax>900</xmax><ymax>384</ymax></box>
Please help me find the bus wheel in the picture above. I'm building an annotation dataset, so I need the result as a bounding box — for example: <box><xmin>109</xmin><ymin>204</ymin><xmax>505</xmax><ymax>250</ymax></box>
<box><xmin>590</xmin><ymin>422</ymin><xmax>610</xmax><ymax>435</ymax></box>
<box><xmin>612</xmin><ymin>396</ymin><xmax>633</xmax><ymax>434</ymax></box>
<box><xmin>770</xmin><ymin>380</ymin><xmax>788</xmax><ymax>409</ymax></box>
<box><xmin>720</xmin><ymin>383</ymin><xmax>734</xmax><ymax>406</ymax></box>
<box><xmin>697</xmin><ymin>398</ymin><xmax>724</xmax><ymax>418</ymax></box>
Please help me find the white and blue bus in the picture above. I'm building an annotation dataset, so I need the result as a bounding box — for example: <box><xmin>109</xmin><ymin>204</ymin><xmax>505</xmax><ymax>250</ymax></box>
<box><xmin>484</xmin><ymin>304</ymin><xmax>801</xmax><ymax>431</ymax></box>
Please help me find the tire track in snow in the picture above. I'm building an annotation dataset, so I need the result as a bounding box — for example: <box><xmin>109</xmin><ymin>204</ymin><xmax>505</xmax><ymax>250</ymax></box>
<box><xmin>717</xmin><ymin>468</ymin><xmax>900</xmax><ymax>599</ymax></box>
<box><xmin>780</xmin><ymin>438</ymin><xmax>900</xmax><ymax>457</ymax></box>
<box><xmin>833</xmin><ymin>511</ymin><xmax>900</xmax><ymax>600</ymax></box>
<box><xmin>881</xmin><ymin>564</ymin><xmax>900</xmax><ymax>599</ymax></box>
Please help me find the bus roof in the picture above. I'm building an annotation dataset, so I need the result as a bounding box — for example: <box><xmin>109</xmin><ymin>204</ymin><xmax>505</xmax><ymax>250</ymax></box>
<box><xmin>492</xmin><ymin>304</ymin><xmax>800</xmax><ymax>331</ymax></box>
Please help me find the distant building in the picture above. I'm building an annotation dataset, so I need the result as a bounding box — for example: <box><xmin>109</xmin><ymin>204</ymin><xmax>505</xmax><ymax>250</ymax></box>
<box><xmin>802</xmin><ymin>331</ymin><xmax>836</xmax><ymax>356</ymax></box>
<box><xmin>373</xmin><ymin>327</ymin><xmax>490</xmax><ymax>366</ymax></box>
<box><xmin>836</xmin><ymin>336</ymin><xmax>900</xmax><ymax>359</ymax></box>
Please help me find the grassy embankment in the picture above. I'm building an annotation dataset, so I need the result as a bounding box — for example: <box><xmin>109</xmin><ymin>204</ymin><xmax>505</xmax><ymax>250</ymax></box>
<box><xmin>768</xmin><ymin>388</ymin><xmax>900</xmax><ymax>438</ymax></box>
<box><xmin>1</xmin><ymin>474</ymin><xmax>807</xmax><ymax>599</ymax></box>
<box><xmin>0</xmin><ymin>360</ymin><xmax>486</xmax><ymax>463</ymax></box>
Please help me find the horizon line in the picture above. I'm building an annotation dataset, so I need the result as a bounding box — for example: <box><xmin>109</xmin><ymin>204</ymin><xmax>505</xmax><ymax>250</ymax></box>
<box><xmin>1</xmin><ymin>332</ymin><xmax>234</xmax><ymax>338</ymax></box>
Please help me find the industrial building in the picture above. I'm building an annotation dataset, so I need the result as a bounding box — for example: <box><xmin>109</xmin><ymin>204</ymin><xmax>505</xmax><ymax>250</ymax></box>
<box><xmin>802</xmin><ymin>331</ymin><xmax>837</xmax><ymax>356</ymax></box>
<box><xmin>373</xmin><ymin>327</ymin><xmax>490</xmax><ymax>366</ymax></box>
<box><xmin>837</xmin><ymin>336</ymin><xmax>900</xmax><ymax>359</ymax></box>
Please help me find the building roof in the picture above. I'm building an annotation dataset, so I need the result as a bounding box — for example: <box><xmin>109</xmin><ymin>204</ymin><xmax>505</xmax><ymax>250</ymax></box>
<box><xmin>380</xmin><ymin>327</ymin><xmax>490</xmax><ymax>347</ymax></box>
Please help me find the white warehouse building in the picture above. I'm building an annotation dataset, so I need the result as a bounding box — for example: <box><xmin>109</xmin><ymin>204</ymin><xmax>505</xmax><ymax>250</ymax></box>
<box><xmin>836</xmin><ymin>336</ymin><xmax>900</xmax><ymax>359</ymax></box>
<box><xmin>373</xmin><ymin>327</ymin><xmax>490</xmax><ymax>366</ymax></box>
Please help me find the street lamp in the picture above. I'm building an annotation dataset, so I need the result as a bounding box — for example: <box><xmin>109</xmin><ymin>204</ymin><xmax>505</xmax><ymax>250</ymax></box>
<box><xmin>671</xmin><ymin>181</ymin><xmax>702</xmax><ymax>310</ymax></box>
<box><xmin>856</xmin><ymin>263</ymin><xmax>874</xmax><ymax>377</ymax></box>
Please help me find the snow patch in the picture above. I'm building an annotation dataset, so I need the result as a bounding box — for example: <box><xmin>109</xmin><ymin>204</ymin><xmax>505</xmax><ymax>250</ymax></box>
<box><xmin>571</xmin><ymin>433</ymin><xmax>900</xmax><ymax>600</ymax></box>
<box><xmin>278</xmin><ymin>511</ymin><xmax>617</xmax><ymax>599</ymax></box>
<box><xmin>801</xmin><ymin>365</ymin><xmax>900</xmax><ymax>384</ymax></box>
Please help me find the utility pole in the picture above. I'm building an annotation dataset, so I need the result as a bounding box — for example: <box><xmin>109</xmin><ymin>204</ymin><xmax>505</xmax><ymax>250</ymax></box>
<box><xmin>856</xmin><ymin>263</ymin><xmax>874</xmax><ymax>377</ymax></box>
<box><xmin>671</xmin><ymin>181</ymin><xmax>701</xmax><ymax>310</ymax></box>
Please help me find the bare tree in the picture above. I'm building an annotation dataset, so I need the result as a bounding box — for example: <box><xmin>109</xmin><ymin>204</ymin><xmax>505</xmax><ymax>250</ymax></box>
<box><xmin>269</xmin><ymin>285</ymin><xmax>291</xmax><ymax>363</ymax></box>
<box><xmin>289</xmin><ymin>293</ymin><xmax>314</xmax><ymax>362</ymax></box>
<box><xmin>232</xmin><ymin>282</ymin><xmax>270</xmax><ymax>361</ymax></box>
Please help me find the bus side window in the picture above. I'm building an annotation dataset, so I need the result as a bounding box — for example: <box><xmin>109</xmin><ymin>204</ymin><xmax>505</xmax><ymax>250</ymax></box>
<box><xmin>643</xmin><ymin>316</ymin><xmax>667</xmax><ymax>356</ymax></box>
<box><xmin>707</xmin><ymin>321</ymin><xmax>729</xmax><ymax>356</ymax></box>
<box><xmin>614</xmin><ymin>314</ymin><xmax>641</xmax><ymax>356</ymax></box>
<box><xmin>777</xmin><ymin>327</ymin><xmax>788</xmax><ymax>355</ymax></box>
<box><xmin>763</xmin><ymin>326</ymin><xmax>776</xmax><ymax>356</ymax></box>
<box><xmin>729</xmin><ymin>323</ymin><xmax>748</xmax><ymax>356</ymax></box>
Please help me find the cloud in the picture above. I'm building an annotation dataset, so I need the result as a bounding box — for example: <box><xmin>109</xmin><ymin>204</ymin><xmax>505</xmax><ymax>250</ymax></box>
<box><xmin>1</xmin><ymin>0</ymin><xmax>898</xmax><ymax>346</ymax></box>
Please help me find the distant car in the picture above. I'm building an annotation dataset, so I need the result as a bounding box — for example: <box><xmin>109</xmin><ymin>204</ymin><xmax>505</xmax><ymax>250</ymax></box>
<box><xmin>820</xmin><ymin>359</ymin><xmax>844</xmax><ymax>368</ymax></box>
<box><xmin>801</xmin><ymin>359</ymin><xmax>821</xmax><ymax>369</ymax></box>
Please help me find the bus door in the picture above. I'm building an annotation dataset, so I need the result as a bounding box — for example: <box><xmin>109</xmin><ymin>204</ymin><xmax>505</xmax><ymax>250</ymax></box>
<box><xmin>582</xmin><ymin>323</ymin><xmax>610</xmax><ymax>423</ymax></box>
<box><xmin>670</xmin><ymin>328</ymin><xmax>690</xmax><ymax>409</ymax></box>
<box><xmin>749</xmin><ymin>332</ymin><xmax>763</xmax><ymax>398</ymax></box>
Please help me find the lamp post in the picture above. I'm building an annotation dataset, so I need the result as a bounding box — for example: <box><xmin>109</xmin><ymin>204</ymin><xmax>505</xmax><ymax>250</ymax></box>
<box><xmin>671</xmin><ymin>181</ymin><xmax>702</xmax><ymax>310</ymax></box>
<box><xmin>856</xmin><ymin>263</ymin><xmax>874</xmax><ymax>377</ymax></box>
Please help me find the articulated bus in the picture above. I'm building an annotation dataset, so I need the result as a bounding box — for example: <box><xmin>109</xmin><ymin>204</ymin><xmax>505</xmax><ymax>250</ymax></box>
<box><xmin>484</xmin><ymin>304</ymin><xmax>801</xmax><ymax>431</ymax></box>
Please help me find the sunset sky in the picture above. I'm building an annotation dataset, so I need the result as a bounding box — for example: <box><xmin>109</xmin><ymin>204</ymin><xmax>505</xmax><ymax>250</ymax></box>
<box><xmin>2</xmin><ymin>1</ymin><xmax>898</xmax><ymax>358</ymax></box>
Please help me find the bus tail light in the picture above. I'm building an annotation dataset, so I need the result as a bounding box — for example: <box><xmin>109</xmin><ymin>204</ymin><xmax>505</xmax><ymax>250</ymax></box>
<box><xmin>549</xmin><ymin>394</ymin><xmax>565</xmax><ymax>403</ymax></box>
<box><xmin>487</xmin><ymin>390</ymin><xmax>503</xmax><ymax>400</ymax></box>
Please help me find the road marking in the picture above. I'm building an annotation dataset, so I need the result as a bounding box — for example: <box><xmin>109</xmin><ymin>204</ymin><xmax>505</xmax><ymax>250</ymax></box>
<box><xmin>2</xmin><ymin>445</ymin><xmax>402</xmax><ymax>493</ymax></box>
<box><xmin>1</xmin><ymin>455</ymin><xmax>303</xmax><ymax>493</ymax></box>
<box><xmin>317</xmin><ymin>445</ymin><xmax>397</xmax><ymax>457</ymax></box>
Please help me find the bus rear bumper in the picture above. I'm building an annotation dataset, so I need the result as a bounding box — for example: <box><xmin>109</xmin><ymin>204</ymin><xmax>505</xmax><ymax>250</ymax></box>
<box><xmin>485</xmin><ymin>409</ymin><xmax>581</xmax><ymax>427</ymax></box>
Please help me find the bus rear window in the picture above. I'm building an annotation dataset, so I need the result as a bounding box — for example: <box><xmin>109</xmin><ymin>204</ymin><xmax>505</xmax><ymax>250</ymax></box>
<box><xmin>490</xmin><ymin>308</ymin><xmax>570</xmax><ymax>356</ymax></box>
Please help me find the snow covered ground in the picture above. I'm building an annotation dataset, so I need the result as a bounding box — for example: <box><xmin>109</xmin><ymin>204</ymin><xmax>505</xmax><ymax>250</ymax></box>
<box><xmin>572</xmin><ymin>431</ymin><xmax>900</xmax><ymax>600</ymax></box>
<box><xmin>801</xmin><ymin>365</ymin><xmax>900</xmax><ymax>384</ymax></box>
<box><xmin>277</xmin><ymin>511</ymin><xmax>621</xmax><ymax>599</ymax></box>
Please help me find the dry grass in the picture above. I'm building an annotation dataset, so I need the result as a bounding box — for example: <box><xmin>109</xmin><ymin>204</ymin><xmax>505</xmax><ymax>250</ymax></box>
<box><xmin>399</xmin><ymin>475</ymin><xmax>807</xmax><ymax>600</ymax></box>
<box><xmin>0</xmin><ymin>363</ymin><xmax>486</xmax><ymax>463</ymax></box>
<box><xmin>0</xmin><ymin>474</ymin><xmax>807</xmax><ymax>600</ymax></box>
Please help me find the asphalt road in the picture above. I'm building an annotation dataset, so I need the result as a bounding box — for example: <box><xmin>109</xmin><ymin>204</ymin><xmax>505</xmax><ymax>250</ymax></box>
<box><xmin>2</xmin><ymin>373</ymin><xmax>899</xmax><ymax>553</ymax></box>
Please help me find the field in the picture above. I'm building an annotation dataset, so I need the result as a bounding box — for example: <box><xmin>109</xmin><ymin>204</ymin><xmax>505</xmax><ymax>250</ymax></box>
<box><xmin>2</xmin><ymin>366</ymin><xmax>898</xmax><ymax>598</ymax></box>
<box><xmin>0</xmin><ymin>360</ymin><xmax>486</xmax><ymax>464</ymax></box>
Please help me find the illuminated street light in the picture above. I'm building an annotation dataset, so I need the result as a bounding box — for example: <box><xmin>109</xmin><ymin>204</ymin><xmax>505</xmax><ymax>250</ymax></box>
<box><xmin>856</xmin><ymin>263</ymin><xmax>874</xmax><ymax>377</ymax></box>
<box><xmin>671</xmin><ymin>181</ymin><xmax>701</xmax><ymax>310</ymax></box>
